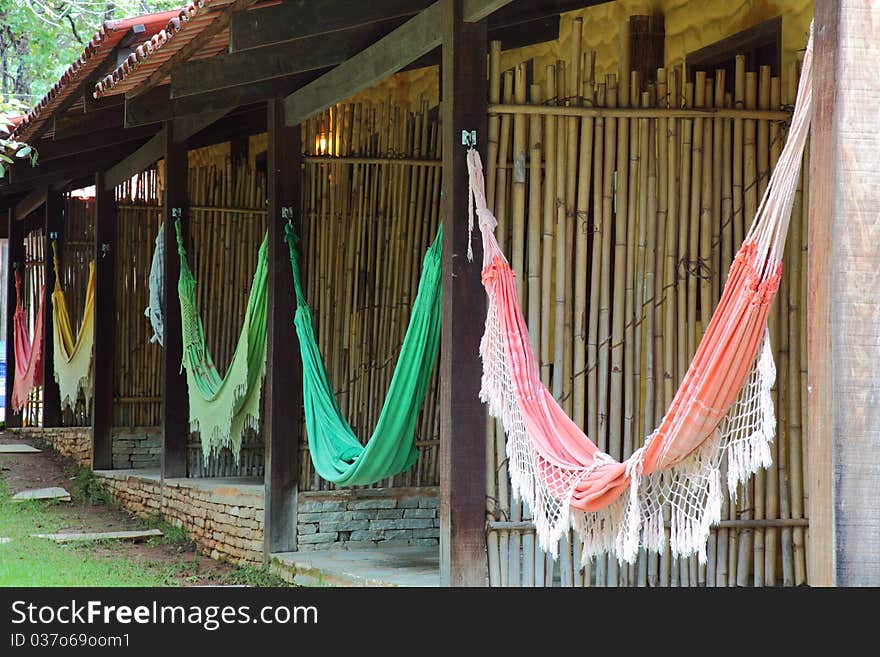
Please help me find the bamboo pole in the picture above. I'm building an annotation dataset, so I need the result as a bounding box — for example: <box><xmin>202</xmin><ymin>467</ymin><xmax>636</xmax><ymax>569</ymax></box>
<box><xmin>487</xmin><ymin>40</ymin><xmax>502</xmax><ymax>211</ymax></box>
<box><xmin>541</xmin><ymin>65</ymin><xmax>557</xmax><ymax>389</ymax></box>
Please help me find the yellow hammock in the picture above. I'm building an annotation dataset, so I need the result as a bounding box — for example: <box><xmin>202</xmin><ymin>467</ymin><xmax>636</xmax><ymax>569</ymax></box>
<box><xmin>50</xmin><ymin>242</ymin><xmax>95</xmax><ymax>412</ymax></box>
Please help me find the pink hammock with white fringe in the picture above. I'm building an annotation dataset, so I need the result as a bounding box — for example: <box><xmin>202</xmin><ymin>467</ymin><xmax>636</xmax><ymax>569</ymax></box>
<box><xmin>11</xmin><ymin>269</ymin><xmax>46</xmax><ymax>413</ymax></box>
<box><xmin>469</xmin><ymin>27</ymin><xmax>813</xmax><ymax>566</ymax></box>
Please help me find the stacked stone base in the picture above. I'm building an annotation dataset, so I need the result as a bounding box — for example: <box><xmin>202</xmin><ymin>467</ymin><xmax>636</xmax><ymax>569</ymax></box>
<box><xmin>12</xmin><ymin>427</ymin><xmax>92</xmax><ymax>468</ymax></box>
<box><xmin>297</xmin><ymin>487</ymin><xmax>440</xmax><ymax>550</ymax></box>
<box><xmin>96</xmin><ymin>472</ymin><xmax>265</xmax><ymax>567</ymax></box>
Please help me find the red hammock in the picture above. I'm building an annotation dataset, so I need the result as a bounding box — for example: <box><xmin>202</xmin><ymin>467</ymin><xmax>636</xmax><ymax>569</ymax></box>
<box><xmin>11</xmin><ymin>269</ymin><xmax>46</xmax><ymax>413</ymax></box>
<box><xmin>470</xmin><ymin>26</ymin><xmax>813</xmax><ymax>565</ymax></box>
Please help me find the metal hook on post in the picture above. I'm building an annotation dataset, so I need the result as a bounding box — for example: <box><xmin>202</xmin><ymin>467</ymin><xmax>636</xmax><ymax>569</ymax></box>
<box><xmin>100</xmin><ymin>243</ymin><xmax>111</xmax><ymax>259</ymax></box>
<box><xmin>281</xmin><ymin>206</ymin><xmax>294</xmax><ymax>226</ymax></box>
<box><xmin>48</xmin><ymin>231</ymin><xmax>59</xmax><ymax>241</ymax></box>
<box><xmin>461</xmin><ymin>129</ymin><xmax>477</xmax><ymax>149</ymax></box>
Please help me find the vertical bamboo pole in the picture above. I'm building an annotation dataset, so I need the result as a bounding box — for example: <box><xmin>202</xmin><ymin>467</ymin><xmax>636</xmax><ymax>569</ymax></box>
<box><xmin>587</xmin><ymin>81</ymin><xmax>606</xmax><ymax>448</ymax></box>
<box><xmin>487</xmin><ymin>40</ymin><xmax>502</xmax><ymax>211</ymax></box>
<box><xmin>541</xmin><ymin>66</ymin><xmax>557</xmax><ymax>389</ymax></box>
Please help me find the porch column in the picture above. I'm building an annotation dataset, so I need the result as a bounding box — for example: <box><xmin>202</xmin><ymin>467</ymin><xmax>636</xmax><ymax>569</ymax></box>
<box><xmin>264</xmin><ymin>97</ymin><xmax>302</xmax><ymax>561</ymax></box>
<box><xmin>41</xmin><ymin>189</ymin><xmax>63</xmax><ymax>427</ymax></box>
<box><xmin>808</xmin><ymin>0</ymin><xmax>880</xmax><ymax>586</ymax></box>
<box><xmin>161</xmin><ymin>123</ymin><xmax>190</xmax><ymax>478</ymax></box>
<box><xmin>440</xmin><ymin>0</ymin><xmax>488</xmax><ymax>587</ymax></box>
<box><xmin>92</xmin><ymin>171</ymin><xmax>116</xmax><ymax>469</ymax></box>
<box><xmin>4</xmin><ymin>209</ymin><xmax>23</xmax><ymax>428</ymax></box>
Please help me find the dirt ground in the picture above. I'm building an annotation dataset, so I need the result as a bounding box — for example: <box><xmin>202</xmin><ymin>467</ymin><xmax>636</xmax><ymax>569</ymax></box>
<box><xmin>0</xmin><ymin>432</ymin><xmax>263</xmax><ymax>586</ymax></box>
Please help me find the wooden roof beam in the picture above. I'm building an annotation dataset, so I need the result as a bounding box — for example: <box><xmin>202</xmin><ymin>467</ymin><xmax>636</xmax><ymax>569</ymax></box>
<box><xmin>283</xmin><ymin>0</ymin><xmax>515</xmax><ymax>127</ymax></box>
<box><xmin>172</xmin><ymin>20</ymin><xmax>407</xmax><ymax>99</ymax></box>
<box><xmin>230</xmin><ymin>0</ymin><xmax>434</xmax><ymax>52</ymax></box>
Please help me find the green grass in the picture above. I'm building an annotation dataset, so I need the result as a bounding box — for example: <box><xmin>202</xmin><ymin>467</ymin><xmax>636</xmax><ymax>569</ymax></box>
<box><xmin>0</xmin><ymin>478</ymin><xmax>292</xmax><ymax>587</ymax></box>
<box><xmin>0</xmin><ymin>478</ymin><xmax>172</xmax><ymax>586</ymax></box>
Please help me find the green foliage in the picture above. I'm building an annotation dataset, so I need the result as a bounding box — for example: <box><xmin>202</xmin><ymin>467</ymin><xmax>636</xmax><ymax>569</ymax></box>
<box><xmin>144</xmin><ymin>513</ymin><xmax>191</xmax><ymax>545</ymax></box>
<box><xmin>0</xmin><ymin>1</ymin><xmax>182</xmax><ymax>178</ymax></box>
<box><xmin>67</xmin><ymin>465</ymin><xmax>114</xmax><ymax>505</ymax></box>
<box><xmin>220</xmin><ymin>565</ymin><xmax>292</xmax><ymax>587</ymax></box>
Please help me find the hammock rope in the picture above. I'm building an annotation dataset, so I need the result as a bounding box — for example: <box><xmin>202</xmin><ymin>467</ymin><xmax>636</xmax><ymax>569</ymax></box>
<box><xmin>175</xmin><ymin>220</ymin><xmax>268</xmax><ymax>459</ymax></box>
<box><xmin>50</xmin><ymin>241</ymin><xmax>95</xmax><ymax>412</ymax></box>
<box><xmin>11</xmin><ymin>270</ymin><xmax>46</xmax><ymax>412</ymax></box>
<box><xmin>469</xmin><ymin>25</ymin><xmax>813</xmax><ymax>565</ymax></box>
<box><xmin>285</xmin><ymin>222</ymin><xmax>442</xmax><ymax>486</ymax></box>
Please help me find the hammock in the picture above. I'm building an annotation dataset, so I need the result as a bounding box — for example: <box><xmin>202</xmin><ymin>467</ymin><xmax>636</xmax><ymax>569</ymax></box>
<box><xmin>50</xmin><ymin>242</ymin><xmax>96</xmax><ymax>412</ymax></box>
<box><xmin>471</xmin><ymin>27</ymin><xmax>813</xmax><ymax>566</ymax></box>
<box><xmin>285</xmin><ymin>223</ymin><xmax>442</xmax><ymax>486</ymax></box>
<box><xmin>175</xmin><ymin>220</ymin><xmax>268</xmax><ymax>459</ymax></box>
<box><xmin>145</xmin><ymin>221</ymin><xmax>165</xmax><ymax>345</ymax></box>
<box><xmin>10</xmin><ymin>270</ymin><xmax>45</xmax><ymax>412</ymax></box>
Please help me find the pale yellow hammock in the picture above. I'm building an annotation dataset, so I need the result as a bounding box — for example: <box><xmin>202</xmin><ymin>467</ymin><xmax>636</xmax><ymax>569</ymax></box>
<box><xmin>470</xmin><ymin>26</ymin><xmax>813</xmax><ymax>565</ymax></box>
<box><xmin>50</xmin><ymin>242</ymin><xmax>95</xmax><ymax>412</ymax></box>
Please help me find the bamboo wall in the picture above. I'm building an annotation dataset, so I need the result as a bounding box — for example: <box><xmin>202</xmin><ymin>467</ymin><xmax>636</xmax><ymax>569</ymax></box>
<box><xmin>20</xmin><ymin>225</ymin><xmax>44</xmax><ymax>426</ymax></box>
<box><xmin>298</xmin><ymin>98</ymin><xmax>442</xmax><ymax>490</ymax></box>
<box><xmin>483</xmin><ymin>28</ymin><xmax>809</xmax><ymax>586</ymax></box>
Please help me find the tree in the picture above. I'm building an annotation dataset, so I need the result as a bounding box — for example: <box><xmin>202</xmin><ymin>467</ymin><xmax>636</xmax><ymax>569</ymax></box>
<box><xmin>0</xmin><ymin>0</ymin><xmax>179</xmax><ymax>179</ymax></box>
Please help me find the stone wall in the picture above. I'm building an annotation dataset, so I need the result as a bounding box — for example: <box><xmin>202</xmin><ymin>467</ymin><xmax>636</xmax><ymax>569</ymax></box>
<box><xmin>112</xmin><ymin>428</ymin><xmax>161</xmax><ymax>470</ymax></box>
<box><xmin>13</xmin><ymin>427</ymin><xmax>92</xmax><ymax>468</ymax></box>
<box><xmin>297</xmin><ymin>487</ymin><xmax>439</xmax><ymax>551</ymax></box>
<box><xmin>97</xmin><ymin>472</ymin><xmax>265</xmax><ymax>567</ymax></box>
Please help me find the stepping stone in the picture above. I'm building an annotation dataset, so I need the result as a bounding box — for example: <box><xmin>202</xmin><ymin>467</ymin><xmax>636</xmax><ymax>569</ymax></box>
<box><xmin>0</xmin><ymin>538</ymin><xmax>10</xmax><ymax>544</ymax></box>
<box><xmin>12</xmin><ymin>487</ymin><xmax>71</xmax><ymax>502</ymax></box>
<box><xmin>0</xmin><ymin>444</ymin><xmax>41</xmax><ymax>454</ymax></box>
<box><xmin>32</xmin><ymin>529</ymin><xmax>163</xmax><ymax>543</ymax></box>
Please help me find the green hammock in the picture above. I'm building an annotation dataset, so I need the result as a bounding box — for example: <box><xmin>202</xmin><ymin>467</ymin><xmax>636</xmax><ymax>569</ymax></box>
<box><xmin>285</xmin><ymin>222</ymin><xmax>442</xmax><ymax>486</ymax></box>
<box><xmin>175</xmin><ymin>220</ymin><xmax>269</xmax><ymax>459</ymax></box>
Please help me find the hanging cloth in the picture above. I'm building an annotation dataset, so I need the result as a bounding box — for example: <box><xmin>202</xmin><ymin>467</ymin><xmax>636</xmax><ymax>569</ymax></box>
<box><xmin>50</xmin><ymin>242</ymin><xmax>95</xmax><ymax>412</ymax></box>
<box><xmin>10</xmin><ymin>270</ymin><xmax>46</xmax><ymax>412</ymax></box>
<box><xmin>285</xmin><ymin>223</ymin><xmax>442</xmax><ymax>486</ymax></box>
<box><xmin>470</xmin><ymin>26</ymin><xmax>814</xmax><ymax>565</ymax></box>
<box><xmin>175</xmin><ymin>220</ymin><xmax>268</xmax><ymax>459</ymax></box>
<box><xmin>144</xmin><ymin>221</ymin><xmax>165</xmax><ymax>345</ymax></box>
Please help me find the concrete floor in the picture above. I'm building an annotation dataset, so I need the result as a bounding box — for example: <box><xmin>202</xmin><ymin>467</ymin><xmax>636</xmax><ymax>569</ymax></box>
<box><xmin>271</xmin><ymin>546</ymin><xmax>440</xmax><ymax>587</ymax></box>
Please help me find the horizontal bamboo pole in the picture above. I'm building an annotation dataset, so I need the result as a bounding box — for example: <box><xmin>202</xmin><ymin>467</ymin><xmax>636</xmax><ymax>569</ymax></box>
<box><xmin>488</xmin><ymin>518</ymin><xmax>811</xmax><ymax>532</ymax></box>
<box><xmin>304</xmin><ymin>155</ymin><xmax>441</xmax><ymax>166</ymax></box>
<box><xmin>489</xmin><ymin>103</ymin><xmax>791</xmax><ymax>121</ymax></box>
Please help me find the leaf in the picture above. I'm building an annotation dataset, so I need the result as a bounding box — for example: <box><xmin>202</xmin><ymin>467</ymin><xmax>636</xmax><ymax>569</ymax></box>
<box><xmin>0</xmin><ymin>162</ymin><xmax>5</xmax><ymax>178</ymax></box>
<box><xmin>16</xmin><ymin>145</ymin><xmax>31</xmax><ymax>158</ymax></box>
<box><xmin>0</xmin><ymin>153</ymin><xmax>12</xmax><ymax>164</ymax></box>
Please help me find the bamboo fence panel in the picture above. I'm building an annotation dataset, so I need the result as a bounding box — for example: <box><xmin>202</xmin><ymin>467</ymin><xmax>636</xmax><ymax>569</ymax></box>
<box><xmin>483</xmin><ymin>24</ymin><xmax>811</xmax><ymax>587</ymax></box>
<box><xmin>298</xmin><ymin>98</ymin><xmax>442</xmax><ymax>491</ymax></box>
<box><xmin>21</xmin><ymin>225</ymin><xmax>44</xmax><ymax>426</ymax></box>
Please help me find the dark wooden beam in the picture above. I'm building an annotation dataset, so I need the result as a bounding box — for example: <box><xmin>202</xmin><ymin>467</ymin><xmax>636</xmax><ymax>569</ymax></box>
<box><xmin>161</xmin><ymin>123</ymin><xmax>189</xmax><ymax>479</ymax></box>
<box><xmin>808</xmin><ymin>0</ymin><xmax>880</xmax><ymax>587</ymax></box>
<box><xmin>41</xmin><ymin>190</ymin><xmax>63</xmax><ymax>427</ymax></box>
<box><xmin>487</xmin><ymin>0</ymin><xmax>611</xmax><ymax>29</ymax></box>
<box><xmin>53</xmin><ymin>105</ymin><xmax>123</xmax><ymax>139</ymax></box>
<box><xmin>92</xmin><ymin>171</ymin><xmax>115</xmax><ymax>469</ymax></box>
<box><xmin>400</xmin><ymin>15</ymin><xmax>561</xmax><ymax>73</ymax></box>
<box><xmin>440</xmin><ymin>0</ymin><xmax>488</xmax><ymax>587</ymax></box>
<box><xmin>173</xmin><ymin>22</ymin><xmax>403</xmax><ymax>99</ymax></box>
<box><xmin>263</xmin><ymin>97</ymin><xmax>302</xmax><ymax>561</ymax></box>
<box><xmin>128</xmin><ymin>0</ymin><xmax>261</xmax><ymax>99</ymax></box>
<box><xmin>171</xmin><ymin>70</ymin><xmax>325</xmax><ymax>118</ymax></box>
<box><xmin>188</xmin><ymin>108</ymin><xmax>266</xmax><ymax>151</ymax></box>
<box><xmin>36</xmin><ymin>123</ymin><xmax>158</xmax><ymax>162</ymax></box>
<box><xmin>104</xmin><ymin>130</ymin><xmax>165</xmax><ymax>191</ymax></box>
<box><xmin>124</xmin><ymin>85</ymin><xmax>172</xmax><ymax>128</ymax></box>
<box><xmin>8</xmin><ymin>142</ymin><xmax>148</xmax><ymax>190</ymax></box>
<box><xmin>4</xmin><ymin>209</ymin><xmax>23</xmax><ymax>428</ymax></box>
<box><xmin>284</xmin><ymin>2</ymin><xmax>443</xmax><ymax>126</ymax></box>
<box><xmin>283</xmin><ymin>0</ymin><xmax>513</xmax><ymax>126</ymax></box>
<box><xmin>230</xmin><ymin>0</ymin><xmax>433</xmax><ymax>52</ymax></box>
<box><xmin>13</xmin><ymin>186</ymin><xmax>47</xmax><ymax>222</ymax></box>
<box><xmin>105</xmin><ymin>110</ymin><xmax>232</xmax><ymax>190</ymax></box>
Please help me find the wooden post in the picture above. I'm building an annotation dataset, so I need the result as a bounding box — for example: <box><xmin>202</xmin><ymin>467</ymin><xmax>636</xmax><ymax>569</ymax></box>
<box><xmin>92</xmin><ymin>171</ymin><xmax>116</xmax><ymax>469</ymax></box>
<box><xmin>4</xmin><ymin>209</ymin><xmax>23</xmax><ymax>428</ymax></box>
<box><xmin>264</xmin><ymin>97</ymin><xmax>302</xmax><ymax>561</ymax></box>
<box><xmin>161</xmin><ymin>123</ymin><xmax>189</xmax><ymax>478</ymax></box>
<box><xmin>41</xmin><ymin>189</ymin><xmax>63</xmax><ymax>427</ymax></box>
<box><xmin>809</xmin><ymin>1</ymin><xmax>880</xmax><ymax>586</ymax></box>
<box><xmin>440</xmin><ymin>0</ymin><xmax>488</xmax><ymax>587</ymax></box>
